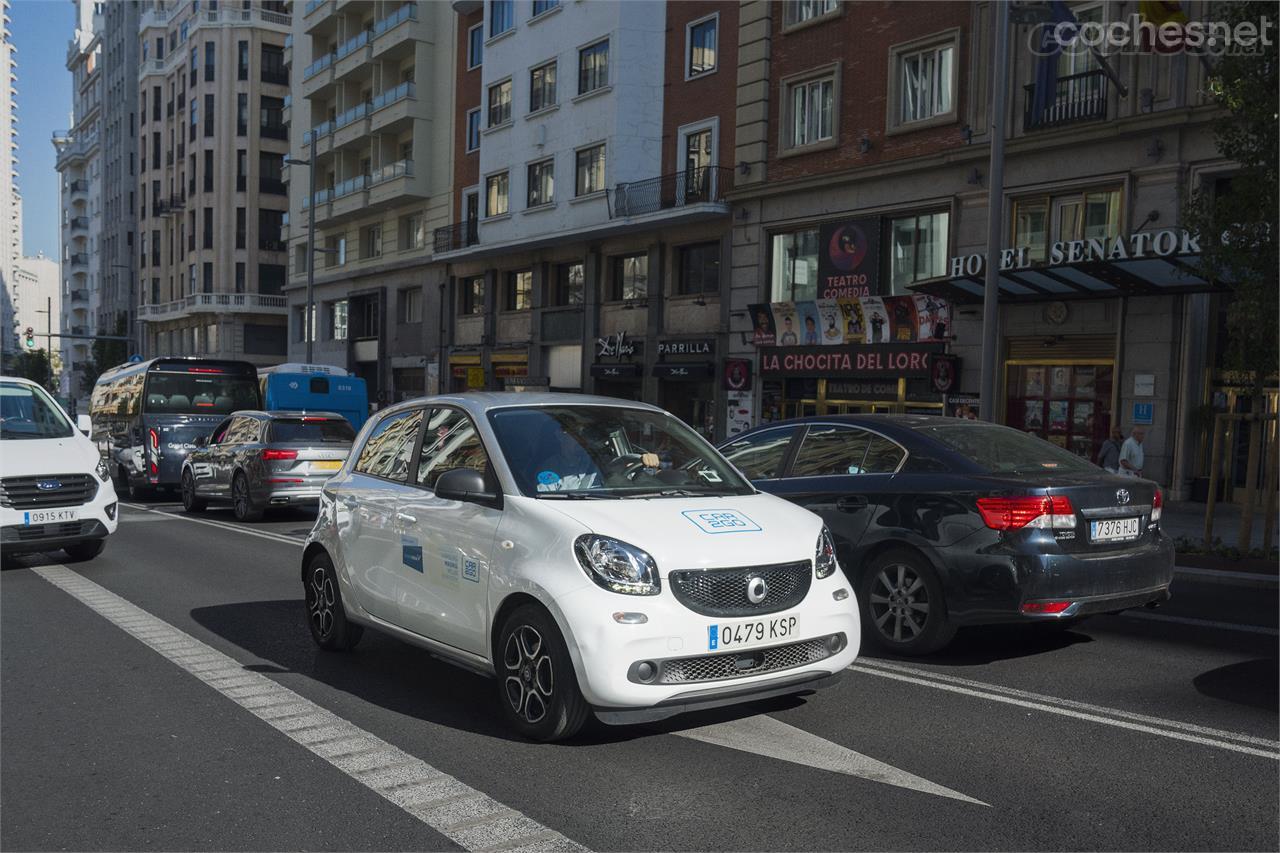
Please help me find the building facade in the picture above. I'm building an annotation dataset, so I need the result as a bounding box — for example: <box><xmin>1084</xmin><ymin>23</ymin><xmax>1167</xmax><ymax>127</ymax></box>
<box><xmin>10</xmin><ymin>254</ymin><xmax>61</xmax><ymax>358</ymax></box>
<box><xmin>53</xmin><ymin>0</ymin><xmax>104</xmax><ymax>399</ymax></box>
<box><xmin>135</xmin><ymin>0</ymin><xmax>293</xmax><ymax>367</ymax></box>
<box><xmin>1</xmin><ymin>0</ymin><xmax>22</xmax><ymax>357</ymax></box>
<box><xmin>284</xmin><ymin>0</ymin><xmax>456</xmax><ymax>404</ymax></box>
<box><xmin>431</xmin><ymin>0</ymin><xmax>738</xmax><ymax>438</ymax></box>
<box><xmin>99</xmin><ymin>0</ymin><xmax>140</xmax><ymax>352</ymax></box>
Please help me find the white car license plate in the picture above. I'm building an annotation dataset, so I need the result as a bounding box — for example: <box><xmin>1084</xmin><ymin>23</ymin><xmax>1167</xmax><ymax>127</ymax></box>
<box><xmin>312</xmin><ymin>460</ymin><xmax>343</xmax><ymax>471</ymax></box>
<box><xmin>708</xmin><ymin>616</ymin><xmax>798</xmax><ymax>651</ymax></box>
<box><xmin>24</xmin><ymin>508</ymin><xmax>79</xmax><ymax>525</ymax></box>
<box><xmin>1091</xmin><ymin>517</ymin><xmax>1140</xmax><ymax>543</ymax></box>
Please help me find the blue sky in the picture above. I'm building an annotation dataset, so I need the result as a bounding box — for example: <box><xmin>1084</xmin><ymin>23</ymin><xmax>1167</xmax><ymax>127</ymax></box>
<box><xmin>12</xmin><ymin>0</ymin><xmax>75</xmax><ymax>259</ymax></box>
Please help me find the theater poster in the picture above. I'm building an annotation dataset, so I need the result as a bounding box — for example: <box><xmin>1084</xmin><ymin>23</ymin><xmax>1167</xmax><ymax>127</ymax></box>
<box><xmin>861</xmin><ymin>296</ymin><xmax>891</xmax><ymax>343</ymax></box>
<box><xmin>818</xmin><ymin>219</ymin><xmax>881</xmax><ymax>299</ymax></box>
<box><xmin>772</xmin><ymin>302</ymin><xmax>799</xmax><ymax>346</ymax></box>
<box><xmin>748</xmin><ymin>303</ymin><xmax>776</xmax><ymax>346</ymax></box>
<box><xmin>887</xmin><ymin>296</ymin><xmax>918</xmax><ymax>342</ymax></box>
<box><xmin>913</xmin><ymin>293</ymin><xmax>951</xmax><ymax>342</ymax></box>
<box><xmin>816</xmin><ymin>299</ymin><xmax>845</xmax><ymax>346</ymax></box>
<box><xmin>839</xmin><ymin>298</ymin><xmax>866</xmax><ymax>344</ymax></box>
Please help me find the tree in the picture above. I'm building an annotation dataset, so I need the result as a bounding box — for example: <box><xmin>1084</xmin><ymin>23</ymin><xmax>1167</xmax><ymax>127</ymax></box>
<box><xmin>79</xmin><ymin>314</ymin><xmax>131</xmax><ymax>396</ymax></box>
<box><xmin>11</xmin><ymin>349</ymin><xmax>52</xmax><ymax>387</ymax></box>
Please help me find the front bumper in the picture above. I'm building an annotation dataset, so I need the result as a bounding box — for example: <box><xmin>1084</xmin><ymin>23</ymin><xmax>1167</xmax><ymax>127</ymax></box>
<box><xmin>0</xmin><ymin>482</ymin><xmax>119</xmax><ymax>555</ymax></box>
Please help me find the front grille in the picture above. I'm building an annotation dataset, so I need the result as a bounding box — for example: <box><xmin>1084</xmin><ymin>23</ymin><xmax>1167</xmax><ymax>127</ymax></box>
<box><xmin>1</xmin><ymin>520</ymin><xmax>98</xmax><ymax>543</ymax></box>
<box><xmin>669</xmin><ymin>560</ymin><xmax>812</xmax><ymax>617</ymax></box>
<box><xmin>0</xmin><ymin>474</ymin><xmax>98</xmax><ymax>510</ymax></box>
<box><xmin>634</xmin><ymin>635</ymin><xmax>843</xmax><ymax>685</ymax></box>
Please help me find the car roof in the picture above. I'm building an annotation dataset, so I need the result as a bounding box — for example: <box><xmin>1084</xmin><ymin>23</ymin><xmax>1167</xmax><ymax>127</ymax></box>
<box><xmin>378</xmin><ymin>392</ymin><xmax>666</xmax><ymax>420</ymax></box>
<box><xmin>0</xmin><ymin>375</ymin><xmax>40</xmax><ymax>387</ymax></box>
<box><xmin>218</xmin><ymin>410</ymin><xmax>348</xmax><ymax>420</ymax></box>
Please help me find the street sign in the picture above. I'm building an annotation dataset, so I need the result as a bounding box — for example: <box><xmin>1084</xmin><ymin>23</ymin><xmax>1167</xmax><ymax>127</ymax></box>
<box><xmin>1133</xmin><ymin>402</ymin><xmax>1154</xmax><ymax>425</ymax></box>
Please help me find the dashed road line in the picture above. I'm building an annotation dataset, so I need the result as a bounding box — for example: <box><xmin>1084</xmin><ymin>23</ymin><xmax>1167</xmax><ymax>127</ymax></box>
<box><xmin>33</xmin><ymin>564</ymin><xmax>588</xmax><ymax>853</ymax></box>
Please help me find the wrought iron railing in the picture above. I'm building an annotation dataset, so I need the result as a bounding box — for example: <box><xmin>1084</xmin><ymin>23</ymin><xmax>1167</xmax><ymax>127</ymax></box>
<box><xmin>608</xmin><ymin>166</ymin><xmax>733</xmax><ymax>219</ymax></box>
<box><xmin>433</xmin><ymin>221</ymin><xmax>479</xmax><ymax>253</ymax></box>
<box><xmin>1024</xmin><ymin>69</ymin><xmax>1108</xmax><ymax>132</ymax></box>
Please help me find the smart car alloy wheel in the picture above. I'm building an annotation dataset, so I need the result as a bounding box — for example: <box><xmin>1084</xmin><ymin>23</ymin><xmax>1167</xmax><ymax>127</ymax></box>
<box><xmin>503</xmin><ymin>625</ymin><xmax>554</xmax><ymax>725</ymax></box>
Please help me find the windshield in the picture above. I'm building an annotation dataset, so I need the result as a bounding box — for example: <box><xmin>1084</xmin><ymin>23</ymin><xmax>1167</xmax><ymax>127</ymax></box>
<box><xmin>0</xmin><ymin>381</ymin><xmax>75</xmax><ymax>440</ymax></box>
<box><xmin>268</xmin><ymin>417</ymin><xmax>356</xmax><ymax>444</ymax></box>
<box><xmin>143</xmin><ymin>372</ymin><xmax>260</xmax><ymax>415</ymax></box>
<box><xmin>488</xmin><ymin>405</ymin><xmax>754</xmax><ymax>498</ymax></box>
<box><xmin>918</xmin><ymin>422</ymin><xmax>1098</xmax><ymax>475</ymax></box>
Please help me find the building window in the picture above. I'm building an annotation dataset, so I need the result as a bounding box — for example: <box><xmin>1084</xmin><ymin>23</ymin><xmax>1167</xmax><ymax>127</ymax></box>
<box><xmin>770</xmin><ymin>228</ymin><xmax>820</xmax><ymax>302</ymax></box>
<box><xmin>1012</xmin><ymin>188</ymin><xmax>1121</xmax><ymax>263</ymax></box>
<box><xmin>235</xmin><ymin>262</ymin><xmax>245</xmax><ymax>293</ymax></box>
<box><xmin>363</xmin><ymin>224</ymin><xmax>382</xmax><ymax>259</ymax></box>
<box><xmin>530</xmin><ymin>61</ymin><xmax>556</xmax><ymax>111</ymax></box>
<box><xmin>485</xmin><ymin>172</ymin><xmax>509</xmax><ymax>217</ymax></box>
<box><xmin>527</xmin><ymin>159</ymin><xmax>554</xmax><ymax>207</ymax></box>
<box><xmin>465</xmin><ymin>108</ymin><xmax>481</xmax><ymax>152</ymax></box>
<box><xmin>399</xmin><ymin>288</ymin><xmax>422</xmax><ymax>323</ymax></box>
<box><xmin>236</xmin><ymin>149</ymin><xmax>247</xmax><ymax>191</ymax></box>
<box><xmin>204</xmin><ymin>41</ymin><xmax>215</xmax><ymax>81</ymax></box>
<box><xmin>330</xmin><ymin>300</ymin><xmax>348</xmax><ymax>340</ymax></box>
<box><xmin>786</xmin><ymin>71</ymin><xmax>836</xmax><ymax>149</ymax></box>
<box><xmin>190</xmin><ymin>46</ymin><xmax>198</xmax><ymax>78</ymax></box>
<box><xmin>259</xmin><ymin>209</ymin><xmax>284</xmax><ymax>251</ymax></box>
<box><xmin>203</xmin><ymin>94</ymin><xmax>214</xmax><ymax>137</ymax></box>
<box><xmin>895</xmin><ymin>41</ymin><xmax>956</xmax><ymax>126</ymax></box>
<box><xmin>488</xmin><ymin>79</ymin><xmax>511</xmax><ymax>127</ymax></box>
<box><xmin>324</xmin><ymin>235</ymin><xmax>346</xmax><ymax>268</ymax></box>
<box><xmin>687</xmin><ymin>14</ymin><xmax>718</xmax><ymax>77</ymax></box>
<box><xmin>678</xmin><ymin>242</ymin><xmax>721</xmax><ymax>295</ymax></box>
<box><xmin>552</xmin><ymin>262</ymin><xmax>584</xmax><ymax>306</ymax></box>
<box><xmin>237</xmin><ymin>40</ymin><xmax>248</xmax><ymax>80</ymax></box>
<box><xmin>467</xmin><ymin>23</ymin><xmax>483</xmax><ymax>69</ymax></box>
<box><xmin>505</xmin><ymin>270</ymin><xmax>532</xmax><ymax>311</ymax></box>
<box><xmin>532</xmin><ymin>0</ymin><xmax>559</xmax><ymax>16</ymax></box>
<box><xmin>460</xmin><ymin>275</ymin><xmax>485</xmax><ymax>315</ymax></box>
<box><xmin>612</xmin><ymin>254</ymin><xmax>648</xmax><ymax>301</ymax></box>
<box><xmin>489</xmin><ymin>0</ymin><xmax>513</xmax><ymax>37</ymax></box>
<box><xmin>889</xmin><ymin>211</ymin><xmax>950</xmax><ymax>292</ymax></box>
<box><xmin>236</xmin><ymin>93</ymin><xmax>247</xmax><ymax>135</ymax></box>
<box><xmin>190</xmin><ymin>97</ymin><xmax>199</xmax><ymax>141</ymax></box>
<box><xmin>784</xmin><ymin>0</ymin><xmax>839</xmax><ymax>28</ymax></box>
<box><xmin>575</xmin><ymin>144</ymin><xmax>605</xmax><ymax>196</ymax></box>
<box><xmin>203</xmin><ymin>207</ymin><xmax>214</xmax><ymax>249</ymax></box>
<box><xmin>261</xmin><ymin>45</ymin><xmax>286</xmax><ymax>84</ymax></box>
<box><xmin>235</xmin><ymin>207</ymin><xmax>246</xmax><ymax>249</ymax></box>
<box><xmin>202</xmin><ymin>262</ymin><xmax>214</xmax><ymax>293</ymax></box>
<box><xmin>401</xmin><ymin>213</ymin><xmax>425</xmax><ymax>250</ymax></box>
<box><xmin>578</xmin><ymin>40</ymin><xmax>609</xmax><ymax>95</ymax></box>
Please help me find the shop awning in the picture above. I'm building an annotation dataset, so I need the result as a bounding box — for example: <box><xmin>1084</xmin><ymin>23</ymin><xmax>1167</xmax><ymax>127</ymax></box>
<box><xmin>910</xmin><ymin>254</ymin><xmax>1227</xmax><ymax>304</ymax></box>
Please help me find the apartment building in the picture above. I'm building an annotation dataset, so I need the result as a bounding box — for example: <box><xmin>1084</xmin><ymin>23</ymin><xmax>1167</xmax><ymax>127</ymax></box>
<box><xmin>726</xmin><ymin>0</ymin><xmax>1244</xmax><ymax>494</ymax></box>
<box><xmin>432</xmin><ymin>0</ymin><xmax>738</xmax><ymax>437</ymax></box>
<box><xmin>285</xmin><ymin>0</ymin><xmax>456</xmax><ymax>404</ymax></box>
<box><xmin>53</xmin><ymin>0</ymin><xmax>104</xmax><ymax>399</ymax></box>
<box><xmin>1</xmin><ymin>0</ymin><xmax>22</xmax><ymax>356</ymax></box>
<box><xmin>135</xmin><ymin>0</ymin><xmax>292</xmax><ymax>367</ymax></box>
<box><xmin>99</xmin><ymin>0</ymin><xmax>140</xmax><ymax>349</ymax></box>
<box><xmin>10</xmin><ymin>254</ymin><xmax>61</xmax><ymax>358</ymax></box>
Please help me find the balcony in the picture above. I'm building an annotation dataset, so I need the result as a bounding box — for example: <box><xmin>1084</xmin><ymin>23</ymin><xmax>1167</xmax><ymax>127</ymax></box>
<box><xmin>138</xmin><ymin>292</ymin><xmax>289</xmax><ymax>322</ymax></box>
<box><xmin>259</xmin><ymin>177</ymin><xmax>287</xmax><ymax>195</ymax></box>
<box><xmin>433</xmin><ymin>221</ymin><xmax>479</xmax><ymax>254</ymax></box>
<box><xmin>69</xmin><ymin>288</ymin><xmax>90</xmax><ymax>303</ymax></box>
<box><xmin>68</xmin><ymin>179</ymin><xmax>90</xmax><ymax>196</ymax></box>
<box><xmin>260</xmin><ymin>123</ymin><xmax>289</xmax><ymax>141</ymax></box>
<box><xmin>260</xmin><ymin>237</ymin><xmax>287</xmax><ymax>252</ymax></box>
<box><xmin>261</xmin><ymin>67</ymin><xmax>289</xmax><ymax>86</ymax></box>
<box><xmin>372</xmin><ymin>4</ymin><xmax>418</xmax><ymax>58</ymax></box>
<box><xmin>608</xmin><ymin>166</ymin><xmax>733</xmax><ymax>219</ymax></box>
<box><xmin>332</xmin><ymin>102</ymin><xmax>371</xmax><ymax>148</ymax></box>
<box><xmin>303</xmin><ymin>52</ymin><xmax>333</xmax><ymax>81</ymax></box>
<box><xmin>329</xmin><ymin>175</ymin><xmax>369</xmax><ymax>219</ymax></box>
<box><xmin>304</xmin><ymin>0</ymin><xmax>328</xmax><ymax>16</ymax></box>
<box><xmin>68</xmin><ymin>215</ymin><xmax>90</xmax><ymax>232</ymax></box>
<box><xmin>68</xmin><ymin>253</ymin><xmax>89</xmax><ymax>267</ymax></box>
<box><xmin>301</xmin><ymin>188</ymin><xmax>334</xmax><ymax>209</ymax></box>
<box><xmin>334</xmin><ymin>29</ymin><xmax>370</xmax><ymax>65</ymax></box>
<box><xmin>369</xmin><ymin>81</ymin><xmax>417</xmax><ymax>134</ymax></box>
<box><xmin>1024</xmin><ymin>69</ymin><xmax>1108</xmax><ymax>132</ymax></box>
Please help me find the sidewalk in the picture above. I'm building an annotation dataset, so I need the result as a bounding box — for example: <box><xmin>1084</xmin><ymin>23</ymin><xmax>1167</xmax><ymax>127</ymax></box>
<box><xmin>1160</xmin><ymin>499</ymin><xmax>1279</xmax><ymax>589</ymax></box>
<box><xmin>1162</xmin><ymin>499</ymin><xmax>1278</xmax><ymax>551</ymax></box>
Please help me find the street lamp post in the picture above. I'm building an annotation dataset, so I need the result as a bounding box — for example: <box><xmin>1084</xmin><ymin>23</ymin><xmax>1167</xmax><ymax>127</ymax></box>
<box><xmin>285</xmin><ymin>155</ymin><xmax>316</xmax><ymax>363</ymax></box>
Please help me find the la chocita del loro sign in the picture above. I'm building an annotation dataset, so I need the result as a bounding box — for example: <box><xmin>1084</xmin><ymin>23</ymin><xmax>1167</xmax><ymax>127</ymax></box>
<box><xmin>949</xmin><ymin>229</ymin><xmax>1200</xmax><ymax>277</ymax></box>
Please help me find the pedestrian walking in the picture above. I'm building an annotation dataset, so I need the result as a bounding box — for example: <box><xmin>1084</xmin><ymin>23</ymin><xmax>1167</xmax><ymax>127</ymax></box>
<box><xmin>1097</xmin><ymin>427</ymin><xmax>1124</xmax><ymax>474</ymax></box>
<box><xmin>1119</xmin><ymin>426</ymin><xmax>1146</xmax><ymax>478</ymax></box>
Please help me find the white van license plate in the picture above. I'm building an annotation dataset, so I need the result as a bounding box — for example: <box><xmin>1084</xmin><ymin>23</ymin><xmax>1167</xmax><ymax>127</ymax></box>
<box><xmin>24</xmin><ymin>508</ymin><xmax>79</xmax><ymax>525</ymax></box>
<box><xmin>1090</xmin><ymin>517</ymin><xmax>1140</xmax><ymax>543</ymax></box>
<box><xmin>709</xmin><ymin>616</ymin><xmax>798</xmax><ymax>651</ymax></box>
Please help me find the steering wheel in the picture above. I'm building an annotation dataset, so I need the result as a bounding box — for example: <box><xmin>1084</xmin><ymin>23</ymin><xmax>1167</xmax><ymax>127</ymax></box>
<box><xmin>604</xmin><ymin>453</ymin><xmax>648</xmax><ymax>481</ymax></box>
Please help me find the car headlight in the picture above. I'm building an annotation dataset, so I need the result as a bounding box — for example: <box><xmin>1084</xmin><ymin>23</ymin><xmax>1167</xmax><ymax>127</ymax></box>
<box><xmin>815</xmin><ymin>527</ymin><xmax>838</xmax><ymax>579</ymax></box>
<box><xmin>95</xmin><ymin>458</ymin><xmax>111</xmax><ymax>483</ymax></box>
<box><xmin>574</xmin><ymin>534</ymin><xmax>661</xmax><ymax>596</ymax></box>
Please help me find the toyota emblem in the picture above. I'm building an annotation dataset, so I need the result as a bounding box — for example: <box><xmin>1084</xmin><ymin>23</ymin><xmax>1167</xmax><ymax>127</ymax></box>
<box><xmin>746</xmin><ymin>576</ymin><xmax>769</xmax><ymax>604</ymax></box>
<box><xmin>1116</xmin><ymin>488</ymin><xmax>1131</xmax><ymax>505</ymax></box>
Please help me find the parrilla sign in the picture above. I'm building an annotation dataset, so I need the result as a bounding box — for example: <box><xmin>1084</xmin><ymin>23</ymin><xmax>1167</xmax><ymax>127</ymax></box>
<box><xmin>760</xmin><ymin>345</ymin><xmax>940</xmax><ymax>378</ymax></box>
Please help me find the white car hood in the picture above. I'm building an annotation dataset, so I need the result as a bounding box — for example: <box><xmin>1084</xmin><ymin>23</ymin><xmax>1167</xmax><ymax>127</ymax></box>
<box><xmin>0</xmin><ymin>436</ymin><xmax>100</xmax><ymax>478</ymax></box>
<box><xmin>536</xmin><ymin>491</ymin><xmax>823</xmax><ymax>577</ymax></box>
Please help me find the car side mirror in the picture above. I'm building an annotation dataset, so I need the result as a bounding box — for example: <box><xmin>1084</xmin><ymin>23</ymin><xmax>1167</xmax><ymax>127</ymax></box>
<box><xmin>76</xmin><ymin>414</ymin><xmax>92</xmax><ymax>435</ymax></box>
<box><xmin>194</xmin><ymin>435</ymin><xmax>209</xmax><ymax>448</ymax></box>
<box><xmin>434</xmin><ymin>467</ymin><xmax>502</xmax><ymax>510</ymax></box>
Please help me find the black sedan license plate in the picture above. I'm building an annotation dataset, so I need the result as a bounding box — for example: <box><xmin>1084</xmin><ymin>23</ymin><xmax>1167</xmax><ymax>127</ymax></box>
<box><xmin>708</xmin><ymin>616</ymin><xmax>798</xmax><ymax>651</ymax></box>
<box><xmin>1090</xmin><ymin>517</ymin><xmax>1140</xmax><ymax>543</ymax></box>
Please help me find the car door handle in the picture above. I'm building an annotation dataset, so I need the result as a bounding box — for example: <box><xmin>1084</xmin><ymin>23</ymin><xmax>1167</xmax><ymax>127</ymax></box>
<box><xmin>396</xmin><ymin>512</ymin><xmax>418</xmax><ymax>525</ymax></box>
<box><xmin>836</xmin><ymin>496</ymin><xmax>868</xmax><ymax>512</ymax></box>
<box><xmin>338</xmin><ymin>494</ymin><xmax>358</xmax><ymax>507</ymax></box>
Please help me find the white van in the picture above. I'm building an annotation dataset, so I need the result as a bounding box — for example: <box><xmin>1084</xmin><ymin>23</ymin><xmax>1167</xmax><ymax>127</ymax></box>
<box><xmin>1</xmin><ymin>376</ymin><xmax>118</xmax><ymax>562</ymax></box>
<box><xmin>302</xmin><ymin>393</ymin><xmax>860</xmax><ymax>741</ymax></box>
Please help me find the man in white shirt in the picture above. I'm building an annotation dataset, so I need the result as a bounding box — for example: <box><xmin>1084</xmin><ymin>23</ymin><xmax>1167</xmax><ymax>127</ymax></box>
<box><xmin>1119</xmin><ymin>427</ymin><xmax>1146</xmax><ymax>478</ymax></box>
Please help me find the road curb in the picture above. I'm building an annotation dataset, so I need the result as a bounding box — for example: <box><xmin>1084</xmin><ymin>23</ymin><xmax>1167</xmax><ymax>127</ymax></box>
<box><xmin>1173</xmin><ymin>566</ymin><xmax>1279</xmax><ymax>589</ymax></box>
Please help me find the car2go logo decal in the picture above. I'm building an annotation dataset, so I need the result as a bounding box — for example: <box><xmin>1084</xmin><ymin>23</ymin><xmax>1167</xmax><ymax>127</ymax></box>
<box><xmin>681</xmin><ymin>509</ymin><xmax>762</xmax><ymax>534</ymax></box>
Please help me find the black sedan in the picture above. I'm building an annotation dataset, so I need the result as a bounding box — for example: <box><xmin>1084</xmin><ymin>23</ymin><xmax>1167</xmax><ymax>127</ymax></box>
<box><xmin>718</xmin><ymin>415</ymin><xmax>1174</xmax><ymax>655</ymax></box>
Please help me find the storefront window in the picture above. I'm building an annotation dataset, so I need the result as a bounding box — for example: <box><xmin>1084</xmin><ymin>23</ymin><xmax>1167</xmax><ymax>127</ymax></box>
<box><xmin>1013</xmin><ymin>187</ymin><xmax>1121</xmax><ymax>262</ymax></box>
<box><xmin>552</xmin><ymin>262</ymin><xmax>583</xmax><ymax>306</ymax></box>
<box><xmin>505</xmin><ymin>270</ymin><xmax>532</xmax><ymax>311</ymax></box>
<box><xmin>1005</xmin><ymin>363</ymin><xmax>1113</xmax><ymax>460</ymax></box>
<box><xmin>889</xmin><ymin>211</ymin><xmax>949</xmax><ymax>293</ymax></box>
<box><xmin>460</xmin><ymin>275</ymin><xmax>485</xmax><ymax>315</ymax></box>
<box><xmin>770</xmin><ymin>229</ymin><xmax>820</xmax><ymax>302</ymax></box>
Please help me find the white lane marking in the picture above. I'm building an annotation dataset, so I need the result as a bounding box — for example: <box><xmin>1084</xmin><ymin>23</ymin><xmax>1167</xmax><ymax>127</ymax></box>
<box><xmin>850</xmin><ymin>663</ymin><xmax>1280</xmax><ymax>761</ymax></box>
<box><xmin>120</xmin><ymin>502</ymin><xmax>305</xmax><ymax>547</ymax></box>
<box><xmin>33</xmin><ymin>565</ymin><xmax>588</xmax><ymax>853</ymax></box>
<box><xmin>674</xmin><ymin>713</ymin><xmax>988</xmax><ymax>806</ymax></box>
<box><xmin>1120</xmin><ymin>610</ymin><xmax>1280</xmax><ymax>637</ymax></box>
<box><xmin>1174</xmin><ymin>566</ymin><xmax>1278</xmax><ymax>586</ymax></box>
<box><xmin>856</xmin><ymin>659</ymin><xmax>1280</xmax><ymax>749</ymax></box>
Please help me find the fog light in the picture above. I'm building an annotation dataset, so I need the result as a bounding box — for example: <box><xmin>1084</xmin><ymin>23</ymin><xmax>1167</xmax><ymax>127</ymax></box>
<box><xmin>1022</xmin><ymin>600</ymin><xmax>1073</xmax><ymax>615</ymax></box>
<box><xmin>826</xmin><ymin>633</ymin><xmax>846</xmax><ymax>654</ymax></box>
<box><xmin>612</xmin><ymin>612</ymin><xmax>648</xmax><ymax>624</ymax></box>
<box><xmin>635</xmin><ymin>661</ymin><xmax>657</xmax><ymax>682</ymax></box>
<box><xmin>105</xmin><ymin>502</ymin><xmax>117</xmax><ymax>521</ymax></box>
<box><xmin>832</xmin><ymin>588</ymin><xmax>849</xmax><ymax>601</ymax></box>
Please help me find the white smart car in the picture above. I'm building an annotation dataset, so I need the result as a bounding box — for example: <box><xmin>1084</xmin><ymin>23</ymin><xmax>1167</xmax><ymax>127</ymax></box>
<box><xmin>302</xmin><ymin>393</ymin><xmax>859</xmax><ymax>741</ymax></box>
<box><xmin>1</xmin><ymin>376</ymin><xmax>118</xmax><ymax>562</ymax></box>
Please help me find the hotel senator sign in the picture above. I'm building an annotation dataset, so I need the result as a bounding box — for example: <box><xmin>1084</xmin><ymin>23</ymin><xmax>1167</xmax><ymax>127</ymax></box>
<box><xmin>949</xmin><ymin>229</ymin><xmax>1200</xmax><ymax>277</ymax></box>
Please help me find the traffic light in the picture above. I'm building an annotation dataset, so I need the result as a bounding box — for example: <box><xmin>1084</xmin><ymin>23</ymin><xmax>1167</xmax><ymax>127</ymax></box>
<box><xmin>23</xmin><ymin>327</ymin><xmax>35</xmax><ymax>349</ymax></box>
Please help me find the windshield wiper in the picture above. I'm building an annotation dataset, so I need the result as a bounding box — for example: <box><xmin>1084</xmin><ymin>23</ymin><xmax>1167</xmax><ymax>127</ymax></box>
<box><xmin>620</xmin><ymin>488</ymin><xmax>725</xmax><ymax>499</ymax></box>
<box><xmin>535</xmin><ymin>492</ymin><xmax>610</xmax><ymax>500</ymax></box>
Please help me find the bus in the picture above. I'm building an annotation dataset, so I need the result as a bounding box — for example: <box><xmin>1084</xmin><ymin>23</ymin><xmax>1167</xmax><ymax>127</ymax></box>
<box><xmin>90</xmin><ymin>358</ymin><xmax>261</xmax><ymax>498</ymax></box>
<box><xmin>257</xmin><ymin>363</ymin><xmax>368</xmax><ymax>430</ymax></box>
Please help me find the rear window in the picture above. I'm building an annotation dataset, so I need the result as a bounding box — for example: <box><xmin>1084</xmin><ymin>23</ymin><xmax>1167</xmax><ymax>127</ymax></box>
<box><xmin>268</xmin><ymin>418</ymin><xmax>356</xmax><ymax>443</ymax></box>
<box><xmin>918</xmin><ymin>423</ymin><xmax>1097</xmax><ymax>475</ymax></box>
<box><xmin>143</xmin><ymin>372</ymin><xmax>260</xmax><ymax>414</ymax></box>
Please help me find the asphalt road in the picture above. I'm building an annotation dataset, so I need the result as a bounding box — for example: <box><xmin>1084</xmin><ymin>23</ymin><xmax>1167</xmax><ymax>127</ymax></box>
<box><xmin>3</xmin><ymin>499</ymin><xmax>1277</xmax><ymax>851</ymax></box>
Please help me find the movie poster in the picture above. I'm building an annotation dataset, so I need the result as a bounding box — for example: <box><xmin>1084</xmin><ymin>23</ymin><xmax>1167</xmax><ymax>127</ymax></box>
<box><xmin>1048</xmin><ymin>400</ymin><xmax>1069</xmax><ymax>431</ymax></box>
<box><xmin>748</xmin><ymin>303</ymin><xmax>776</xmax><ymax>347</ymax></box>
<box><xmin>772</xmin><ymin>302</ymin><xmax>799</xmax><ymax>347</ymax></box>
<box><xmin>839</xmin><ymin>298</ymin><xmax>866</xmax><ymax>344</ymax></box>
<box><xmin>887</xmin><ymin>296</ymin><xmax>918</xmax><ymax>342</ymax></box>
<box><xmin>795</xmin><ymin>301</ymin><xmax>821</xmax><ymax>346</ymax></box>
<box><xmin>1050</xmin><ymin>366</ymin><xmax>1071</xmax><ymax>397</ymax></box>
<box><xmin>860</xmin><ymin>297</ymin><xmax>891</xmax><ymax>344</ymax></box>
<box><xmin>1073</xmin><ymin>401</ymin><xmax>1094</xmax><ymax>430</ymax></box>
<box><xmin>913</xmin><ymin>294</ymin><xmax>951</xmax><ymax>342</ymax></box>
<box><xmin>816</xmin><ymin>299</ymin><xmax>845</xmax><ymax>345</ymax></box>
<box><xmin>817</xmin><ymin>219</ymin><xmax>881</xmax><ymax>299</ymax></box>
<box><xmin>1024</xmin><ymin>400</ymin><xmax>1045</xmax><ymax>430</ymax></box>
<box><xmin>1074</xmin><ymin>366</ymin><xmax>1096</xmax><ymax>397</ymax></box>
<box><xmin>1025</xmin><ymin>367</ymin><xmax>1046</xmax><ymax>397</ymax></box>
